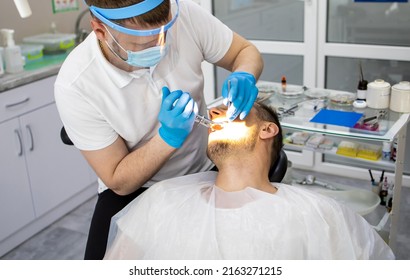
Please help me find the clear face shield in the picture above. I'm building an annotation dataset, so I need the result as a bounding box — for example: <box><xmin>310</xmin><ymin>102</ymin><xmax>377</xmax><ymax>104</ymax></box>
<box><xmin>87</xmin><ymin>0</ymin><xmax>179</xmax><ymax>69</ymax></box>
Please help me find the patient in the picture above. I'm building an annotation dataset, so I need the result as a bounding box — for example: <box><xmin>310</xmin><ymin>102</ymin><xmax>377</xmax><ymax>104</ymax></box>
<box><xmin>104</xmin><ymin>102</ymin><xmax>394</xmax><ymax>260</ymax></box>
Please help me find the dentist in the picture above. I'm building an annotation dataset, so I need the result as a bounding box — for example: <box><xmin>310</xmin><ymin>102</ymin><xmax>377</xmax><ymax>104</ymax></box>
<box><xmin>54</xmin><ymin>0</ymin><xmax>263</xmax><ymax>259</ymax></box>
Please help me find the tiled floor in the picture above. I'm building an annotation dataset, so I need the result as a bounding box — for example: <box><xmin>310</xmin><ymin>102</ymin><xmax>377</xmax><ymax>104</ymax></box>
<box><xmin>1</xmin><ymin>196</ymin><xmax>97</xmax><ymax>260</ymax></box>
<box><xmin>1</xmin><ymin>169</ymin><xmax>409</xmax><ymax>260</ymax></box>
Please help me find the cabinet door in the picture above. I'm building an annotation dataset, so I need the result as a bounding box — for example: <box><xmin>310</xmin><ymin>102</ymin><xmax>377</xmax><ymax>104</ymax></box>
<box><xmin>0</xmin><ymin>119</ymin><xmax>36</xmax><ymax>240</ymax></box>
<box><xmin>20</xmin><ymin>104</ymin><xmax>94</xmax><ymax>217</ymax></box>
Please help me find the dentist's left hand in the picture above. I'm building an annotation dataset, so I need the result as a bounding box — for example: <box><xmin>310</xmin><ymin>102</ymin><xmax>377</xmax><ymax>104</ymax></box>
<box><xmin>158</xmin><ymin>86</ymin><xmax>197</xmax><ymax>148</ymax></box>
<box><xmin>222</xmin><ymin>71</ymin><xmax>259</xmax><ymax>121</ymax></box>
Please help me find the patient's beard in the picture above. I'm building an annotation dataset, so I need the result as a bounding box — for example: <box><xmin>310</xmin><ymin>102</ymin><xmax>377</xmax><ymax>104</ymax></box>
<box><xmin>207</xmin><ymin>127</ymin><xmax>258</xmax><ymax>167</ymax></box>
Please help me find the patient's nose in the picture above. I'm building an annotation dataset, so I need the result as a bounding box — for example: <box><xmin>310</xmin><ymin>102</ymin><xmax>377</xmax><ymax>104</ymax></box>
<box><xmin>209</xmin><ymin>107</ymin><xmax>226</xmax><ymax>119</ymax></box>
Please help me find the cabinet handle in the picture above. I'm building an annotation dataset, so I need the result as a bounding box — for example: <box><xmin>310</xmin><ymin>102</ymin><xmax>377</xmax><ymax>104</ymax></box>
<box><xmin>26</xmin><ymin>125</ymin><xmax>34</xmax><ymax>151</ymax></box>
<box><xmin>14</xmin><ymin>129</ymin><xmax>23</xmax><ymax>156</ymax></box>
<box><xmin>5</xmin><ymin>97</ymin><xmax>30</xmax><ymax>108</ymax></box>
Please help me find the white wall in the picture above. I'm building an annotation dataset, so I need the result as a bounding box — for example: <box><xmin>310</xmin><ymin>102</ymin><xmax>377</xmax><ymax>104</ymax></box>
<box><xmin>0</xmin><ymin>0</ymin><xmax>91</xmax><ymax>44</ymax></box>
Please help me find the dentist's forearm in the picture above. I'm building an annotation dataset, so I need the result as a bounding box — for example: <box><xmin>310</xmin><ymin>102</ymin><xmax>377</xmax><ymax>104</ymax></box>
<box><xmin>109</xmin><ymin>134</ymin><xmax>176</xmax><ymax>195</ymax></box>
<box><xmin>232</xmin><ymin>43</ymin><xmax>263</xmax><ymax>80</ymax></box>
<box><xmin>81</xmin><ymin>134</ymin><xmax>176</xmax><ymax>196</ymax></box>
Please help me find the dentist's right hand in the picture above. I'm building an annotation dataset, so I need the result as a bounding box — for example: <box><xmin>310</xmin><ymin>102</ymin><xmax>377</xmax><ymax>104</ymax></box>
<box><xmin>158</xmin><ymin>86</ymin><xmax>197</xmax><ymax>148</ymax></box>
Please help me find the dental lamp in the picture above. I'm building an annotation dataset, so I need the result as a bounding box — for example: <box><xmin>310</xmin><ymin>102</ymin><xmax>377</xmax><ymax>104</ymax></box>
<box><xmin>13</xmin><ymin>0</ymin><xmax>32</xmax><ymax>18</ymax></box>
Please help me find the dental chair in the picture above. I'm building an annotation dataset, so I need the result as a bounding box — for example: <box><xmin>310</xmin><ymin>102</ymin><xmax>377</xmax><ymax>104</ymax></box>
<box><xmin>60</xmin><ymin>127</ymin><xmax>288</xmax><ymax>182</ymax></box>
<box><xmin>268</xmin><ymin>149</ymin><xmax>288</xmax><ymax>182</ymax></box>
<box><xmin>60</xmin><ymin>126</ymin><xmax>74</xmax><ymax>146</ymax></box>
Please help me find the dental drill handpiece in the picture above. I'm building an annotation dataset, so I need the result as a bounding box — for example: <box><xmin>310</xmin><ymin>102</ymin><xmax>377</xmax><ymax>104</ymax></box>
<box><xmin>195</xmin><ymin>115</ymin><xmax>223</xmax><ymax>130</ymax></box>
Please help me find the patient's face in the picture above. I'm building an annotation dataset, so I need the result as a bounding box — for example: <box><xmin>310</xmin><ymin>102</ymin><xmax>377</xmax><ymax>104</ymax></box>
<box><xmin>207</xmin><ymin>106</ymin><xmax>259</xmax><ymax>162</ymax></box>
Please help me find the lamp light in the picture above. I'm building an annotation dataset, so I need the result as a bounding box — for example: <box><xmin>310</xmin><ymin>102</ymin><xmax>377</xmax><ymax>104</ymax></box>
<box><xmin>13</xmin><ymin>0</ymin><xmax>32</xmax><ymax>18</ymax></box>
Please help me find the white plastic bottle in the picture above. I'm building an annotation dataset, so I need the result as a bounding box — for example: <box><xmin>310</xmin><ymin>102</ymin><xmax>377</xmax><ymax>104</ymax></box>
<box><xmin>382</xmin><ymin>141</ymin><xmax>391</xmax><ymax>161</ymax></box>
<box><xmin>1</xmin><ymin>29</ymin><xmax>24</xmax><ymax>74</ymax></box>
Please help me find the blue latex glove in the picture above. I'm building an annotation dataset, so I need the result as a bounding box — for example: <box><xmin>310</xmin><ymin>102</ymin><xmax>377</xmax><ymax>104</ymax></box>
<box><xmin>158</xmin><ymin>87</ymin><xmax>197</xmax><ymax>148</ymax></box>
<box><xmin>222</xmin><ymin>71</ymin><xmax>258</xmax><ymax>121</ymax></box>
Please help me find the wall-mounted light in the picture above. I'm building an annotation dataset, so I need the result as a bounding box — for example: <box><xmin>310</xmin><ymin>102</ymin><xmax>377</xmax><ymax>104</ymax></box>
<box><xmin>13</xmin><ymin>0</ymin><xmax>32</xmax><ymax>18</ymax></box>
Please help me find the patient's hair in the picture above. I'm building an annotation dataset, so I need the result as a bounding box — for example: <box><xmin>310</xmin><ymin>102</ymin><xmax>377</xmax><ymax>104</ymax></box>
<box><xmin>85</xmin><ymin>0</ymin><xmax>170</xmax><ymax>28</ymax></box>
<box><xmin>253</xmin><ymin>101</ymin><xmax>283</xmax><ymax>168</ymax></box>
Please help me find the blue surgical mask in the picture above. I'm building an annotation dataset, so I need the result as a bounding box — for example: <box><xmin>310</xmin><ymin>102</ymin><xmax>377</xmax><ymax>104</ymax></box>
<box><xmin>104</xmin><ymin>26</ymin><xmax>169</xmax><ymax>68</ymax></box>
<box><xmin>125</xmin><ymin>44</ymin><xmax>168</xmax><ymax>68</ymax></box>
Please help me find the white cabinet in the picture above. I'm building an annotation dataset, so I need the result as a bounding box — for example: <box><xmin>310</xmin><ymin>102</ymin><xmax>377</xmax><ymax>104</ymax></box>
<box><xmin>0</xmin><ymin>118</ymin><xmax>36</xmax><ymax>241</ymax></box>
<box><xmin>0</xmin><ymin>76</ymin><xmax>97</xmax><ymax>256</ymax></box>
<box><xmin>20</xmin><ymin>104</ymin><xmax>93</xmax><ymax>216</ymax></box>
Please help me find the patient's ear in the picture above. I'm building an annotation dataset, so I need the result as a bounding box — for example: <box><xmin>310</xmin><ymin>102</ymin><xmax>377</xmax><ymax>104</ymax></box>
<box><xmin>260</xmin><ymin>123</ymin><xmax>279</xmax><ymax>139</ymax></box>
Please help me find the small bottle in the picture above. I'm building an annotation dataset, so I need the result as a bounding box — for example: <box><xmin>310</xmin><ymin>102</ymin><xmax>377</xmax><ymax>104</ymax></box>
<box><xmin>382</xmin><ymin>141</ymin><xmax>391</xmax><ymax>161</ymax></box>
<box><xmin>0</xmin><ymin>29</ymin><xmax>24</xmax><ymax>74</ymax></box>
<box><xmin>50</xmin><ymin>22</ymin><xmax>57</xmax><ymax>34</ymax></box>
<box><xmin>281</xmin><ymin>75</ymin><xmax>287</xmax><ymax>93</ymax></box>
<box><xmin>379</xmin><ymin>177</ymin><xmax>388</xmax><ymax>206</ymax></box>
<box><xmin>353</xmin><ymin>77</ymin><xmax>368</xmax><ymax>109</ymax></box>
<box><xmin>357</xmin><ymin>62</ymin><xmax>368</xmax><ymax>101</ymax></box>
<box><xmin>391</xmin><ymin>138</ymin><xmax>397</xmax><ymax>161</ymax></box>
<box><xmin>387</xmin><ymin>197</ymin><xmax>393</xmax><ymax>212</ymax></box>
<box><xmin>386</xmin><ymin>183</ymin><xmax>394</xmax><ymax>212</ymax></box>
<box><xmin>357</xmin><ymin>79</ymin><xmax>368</xmax><ymax>101</ymax></box>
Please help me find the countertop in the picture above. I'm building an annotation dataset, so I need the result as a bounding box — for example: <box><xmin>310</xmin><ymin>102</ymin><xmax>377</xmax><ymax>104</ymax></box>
<box><xmin>0</xmin><ymin>53</ymin><xmax>67</xmax><ymax>93</ymax></box>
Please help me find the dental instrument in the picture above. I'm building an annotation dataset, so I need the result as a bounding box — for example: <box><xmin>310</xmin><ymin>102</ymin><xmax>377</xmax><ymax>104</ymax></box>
<box><xmin>227</xmin><ymin>80</ymin><xmax>232</xmax><ymax>108</ymax></box>
<box><xmin>195</xmin><ymin>115</ymin><xmax>223</xmax><ymax>130</ymax></box>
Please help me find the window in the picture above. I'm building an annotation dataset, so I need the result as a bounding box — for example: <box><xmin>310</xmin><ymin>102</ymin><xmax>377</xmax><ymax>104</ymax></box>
<box><xmin>202</xmin><ymin>0</ymin><xmax>410</xmax><ymax>175</ymax></box>
<box><xmin>209</xmin><ymin>0</ymin><xmax>313</xmax><ymax>97</ymax></box>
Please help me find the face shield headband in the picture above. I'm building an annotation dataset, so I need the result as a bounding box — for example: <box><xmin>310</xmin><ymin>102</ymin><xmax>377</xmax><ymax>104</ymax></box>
<box><xmin>87</xmin><ymin>0</ymin><xmax>179</xmax><ymax>36</ymax></box>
